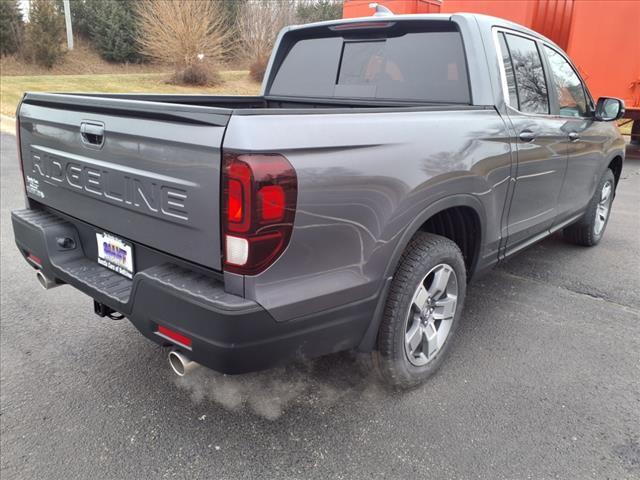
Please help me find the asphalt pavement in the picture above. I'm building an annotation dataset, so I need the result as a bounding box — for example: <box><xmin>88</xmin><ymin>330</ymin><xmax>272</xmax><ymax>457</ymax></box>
<box><xmin>1</xmin><ymin>132</ymin><xmax>639</xmax><ymax>479</ymax></box>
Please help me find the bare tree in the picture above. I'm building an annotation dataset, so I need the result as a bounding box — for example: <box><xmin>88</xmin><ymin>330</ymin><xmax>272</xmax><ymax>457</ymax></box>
<box><xmin>296</xmin><ymin>0</ymin><xmax>343</xmax><ymax>24</ymax></box>
<box><xmin>136</xmin><ymin>0</ymin><xmax>231</xmax><ymax>85</ymax></box>
<box><xmin>237</xmin><ymin>0</ymin><xmax>296</xmax><ymax>82</ymax></box>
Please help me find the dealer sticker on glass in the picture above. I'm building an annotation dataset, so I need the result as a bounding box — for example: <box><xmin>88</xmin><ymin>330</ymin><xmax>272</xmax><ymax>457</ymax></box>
<box><xmin>96</xmin><ymin>232</ymin><xmax>134</xmax><ymax>279</ymax></box>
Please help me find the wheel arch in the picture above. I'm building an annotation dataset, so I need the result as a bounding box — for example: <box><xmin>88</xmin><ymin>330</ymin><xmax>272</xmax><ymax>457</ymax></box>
<box><xmin>607</xmin><ymin>155</ymin><xmax>623</xmax><ymax>188</ymax></box>
<box><xmin>383</xmin><ymin>194</ymin><xmax>486</xmax><ymax>280</ymax></box>
<box><xmin>357</xmin><ymin>194</ymin><xmax>486</xmax><ymax>352</ymax></box>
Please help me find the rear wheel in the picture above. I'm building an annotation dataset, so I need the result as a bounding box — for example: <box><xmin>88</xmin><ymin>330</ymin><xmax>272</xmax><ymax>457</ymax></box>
<box><xmin>373</xmin><ymin>233</ymin><xmax>466</xmax><ymax>389</ymax></box>
<box><xmin>563</xmin><ymin>169</ymin><xmax>615</xmax><ymax>246</ymax></box>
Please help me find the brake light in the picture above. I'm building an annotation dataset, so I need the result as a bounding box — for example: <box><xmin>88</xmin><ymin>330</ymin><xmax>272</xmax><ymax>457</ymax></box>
<box><xmin>226</xmin><ymin>160</ymin><xmax>251</xmax><ymax>230</ymax></box>
<box><xmin>258</xmin><ymin>185</ymin><xmax>285</xmax><ymax>221</ymax></box>
<box><xmin>330</xmin><ymin>21</ymin><xmax>395</xmax><ymax>31</ymax></box>
<box><xmin>222</xmin><ymin>153</ymin><xmax>297</xmax><ymax>275</ymax></box>
<box><xmin>228</xmin><ymin>179</ymin><xmax>244</xmax><ymax>222</ymax></box>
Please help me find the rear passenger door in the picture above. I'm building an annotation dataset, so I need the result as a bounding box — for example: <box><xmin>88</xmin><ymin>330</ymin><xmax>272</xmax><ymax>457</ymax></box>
<box><xmin>497</xmin><ymin>31</ymin><xmax>569</xmax><ymax>252</ymax></box>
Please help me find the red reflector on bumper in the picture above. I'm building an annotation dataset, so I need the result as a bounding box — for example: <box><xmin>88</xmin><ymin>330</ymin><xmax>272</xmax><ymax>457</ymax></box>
<box><xmin>157</xmin><ymin>325</ymin><xmax>192</xmax><ymax>348</ymax></box>
<box><xmin>27</xmin><ymin>253</ymin><xmax>42</xmax><ymax>267</ymax></box>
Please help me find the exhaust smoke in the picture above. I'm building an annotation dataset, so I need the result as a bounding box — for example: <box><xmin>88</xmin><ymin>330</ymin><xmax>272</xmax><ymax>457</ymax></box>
<box><xmin>173</xmin><ymin>353</ymin><xmax>384</xmax><ymax>421</ymax></box>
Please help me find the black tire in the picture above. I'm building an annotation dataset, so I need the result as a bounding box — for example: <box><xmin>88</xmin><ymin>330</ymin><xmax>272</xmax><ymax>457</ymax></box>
<box><xmin>373</xmin><ymin>232</ymin><xmax>466</xmax><ymax>389</ymax></box>
<box><xmin>563</xmin><ymin>169</ymin><xmax>615</xmax><ymax>247</ymax></box>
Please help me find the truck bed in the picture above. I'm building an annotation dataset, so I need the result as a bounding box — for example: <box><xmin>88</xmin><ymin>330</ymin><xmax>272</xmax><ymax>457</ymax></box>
<box><xmin>17</xmin><ymin>91</ymin><xmax>483</xmax><ymax>274</ymax></box>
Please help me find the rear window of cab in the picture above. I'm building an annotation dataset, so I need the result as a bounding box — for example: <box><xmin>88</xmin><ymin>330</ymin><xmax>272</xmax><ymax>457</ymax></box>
<box><xmin>268</xmin><ymin>22</ymin><xmax>471</xmax><ymax>104</ymax></box>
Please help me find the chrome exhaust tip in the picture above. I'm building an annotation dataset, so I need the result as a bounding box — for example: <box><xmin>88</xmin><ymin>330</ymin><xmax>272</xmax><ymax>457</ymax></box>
<box><xmin>168</xmin><ymin>350</ymin><xmax>198</xmax><ymax>377</ymax></box>
<box><xmin>36</xmin><ymin>271</ymin><xmax>61</xmax><ymax>290</ymax></box>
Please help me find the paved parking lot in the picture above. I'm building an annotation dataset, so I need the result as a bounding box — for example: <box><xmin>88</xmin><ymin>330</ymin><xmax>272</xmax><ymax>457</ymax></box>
<box><xmin>1</xmin><ymin>132</ymin><xmax>639</xmax><ymax>479</ymax></box>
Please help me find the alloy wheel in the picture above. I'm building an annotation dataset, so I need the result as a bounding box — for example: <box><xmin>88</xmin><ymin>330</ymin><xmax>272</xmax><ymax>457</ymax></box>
<box><xmin>404</xmin><ymin>264</ymin><xmax>458</xmax><ymax>367</ymax></box>
<box><xmin>594</xmin><ymin>180</ymin><xmax>613</xmax><ymax>236</ymax></box>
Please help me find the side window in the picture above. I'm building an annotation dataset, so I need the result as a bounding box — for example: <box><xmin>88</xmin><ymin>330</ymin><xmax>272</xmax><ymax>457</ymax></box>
<box><xmin>504</xmin><ymin>33</ymin><xmax>549</xmax><ymax>114</ymax></box>
<box><xmin>498</xmin><ymin>33</ymin><xmax>518</xmax><ymax>108</ymax></box>
<box><xmin>544</xmin><ymin>46</ymin><xmax>588</xmax><ymax>117</ymax></box>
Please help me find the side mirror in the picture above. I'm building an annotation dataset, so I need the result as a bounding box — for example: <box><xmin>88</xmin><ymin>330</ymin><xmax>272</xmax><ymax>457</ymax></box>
<box><xmin>594</xmin><ymin>97</ymin><xmax>625</xmax><ymax>121</ymax></box>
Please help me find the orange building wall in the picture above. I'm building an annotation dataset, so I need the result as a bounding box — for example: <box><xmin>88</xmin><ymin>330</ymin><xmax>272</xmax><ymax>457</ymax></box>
<box><xmin>342</xmin><ymin>0</ymin><xmax>443</xmax><ymax>17</ymax></box>
<box><xmin>563</xmin><ymin>1</ymin><xmax>639</xmax><ymax>110</ymax></box>
<box><xmin>438</xmin><ymin>0</ymin><xmax>535</xmax><ymax>26</ymax></box>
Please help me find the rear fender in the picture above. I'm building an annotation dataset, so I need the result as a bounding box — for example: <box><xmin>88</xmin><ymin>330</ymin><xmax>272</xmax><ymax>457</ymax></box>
<box><xmin>357</xmin><ymin>194</ymin><xmax>486</xmax><ymax>352</ymax></box>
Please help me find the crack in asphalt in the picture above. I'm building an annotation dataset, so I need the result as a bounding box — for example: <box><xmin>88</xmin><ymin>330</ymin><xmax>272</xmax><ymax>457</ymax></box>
<box><xmin>495</xmin><ymin>269</ymin><xmax>640</xmax><ymax>315</ymax></box>
<box><xmin>620</xmin><ymin>169</ymin><xmax>640</xmax><ymax>180</ymax></box>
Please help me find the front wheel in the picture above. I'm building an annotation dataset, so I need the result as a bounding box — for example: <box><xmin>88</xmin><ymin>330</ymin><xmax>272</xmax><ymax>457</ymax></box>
<box><xmin>563</xmin><ymin>169</ymin><xmax>615</xmax><ymax>246</ymax></box>
<box><xmin>373</xmin><ymin>232</ymin><xmax>466</xmax><ymax>389</ymax></box>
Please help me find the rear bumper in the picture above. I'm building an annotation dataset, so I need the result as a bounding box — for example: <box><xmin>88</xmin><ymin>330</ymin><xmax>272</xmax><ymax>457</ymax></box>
<box><xmin>11</xmin><ymin>207</ymin><xmax>372</xmax><ymax>374</ymax></box>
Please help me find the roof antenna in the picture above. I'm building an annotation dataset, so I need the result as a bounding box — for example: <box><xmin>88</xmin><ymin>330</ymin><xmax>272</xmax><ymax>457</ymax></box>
<box><xmin>369</xmin><ymin>2</ymin><xmax>394</xmax><ymax>16</ymax></box>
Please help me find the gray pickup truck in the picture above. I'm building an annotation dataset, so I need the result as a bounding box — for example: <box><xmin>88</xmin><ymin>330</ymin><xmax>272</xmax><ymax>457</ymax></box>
<box><xmin>12</xmin><ymin>13</ymin><xmax>625</xmax><ymax>388</ymax></box>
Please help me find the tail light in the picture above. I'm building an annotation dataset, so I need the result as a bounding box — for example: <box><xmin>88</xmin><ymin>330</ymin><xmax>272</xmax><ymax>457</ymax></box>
<box><xmin>222</xmin><ymin>153</ymin><xmax>297</xmax><ymax>275</ymax></box>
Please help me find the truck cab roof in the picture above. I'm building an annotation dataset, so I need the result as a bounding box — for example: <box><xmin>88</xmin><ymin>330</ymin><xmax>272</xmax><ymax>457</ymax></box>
<box><xmin>283</xmin><ymin>12</ymin><xmax>562</xmax><ymax>52</ymax></box>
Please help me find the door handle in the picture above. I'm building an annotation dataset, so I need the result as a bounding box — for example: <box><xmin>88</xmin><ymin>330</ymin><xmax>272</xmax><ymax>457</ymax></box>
<box><xmin>80</xmin><ymin>121</ymin><xmax>105</xmax><ymax>148</ymax></box>
<box><xmin>568</xmin><ymin>132</ymin><xmax>580</xmax><ymax>142</ymax></box>
<box><xmin>518</xmin><ymin>130</ymin><xmax>536</xmax><ymax>142</ymax></box>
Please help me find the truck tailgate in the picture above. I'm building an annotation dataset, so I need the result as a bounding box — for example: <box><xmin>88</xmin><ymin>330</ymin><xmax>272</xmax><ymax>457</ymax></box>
<box><xmin>18</xmin><ymin>93</ymin><xmax>230</xmax><ymax>270</ymax></box>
